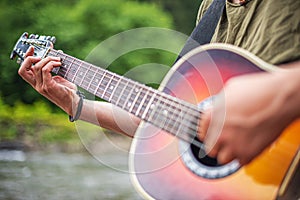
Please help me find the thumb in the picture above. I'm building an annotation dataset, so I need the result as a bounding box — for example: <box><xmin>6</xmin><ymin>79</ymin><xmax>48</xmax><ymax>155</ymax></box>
<box><xmin>198</xmin><ymin>108</ymin><xmax>212</xmax><ymax>141</ymax></box>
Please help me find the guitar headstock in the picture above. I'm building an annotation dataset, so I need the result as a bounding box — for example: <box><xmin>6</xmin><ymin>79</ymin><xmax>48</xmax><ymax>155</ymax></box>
<box><xmin>10</xmin><ymin>32</ymin><xmax>56</xmax><ymax>64</ymax></box>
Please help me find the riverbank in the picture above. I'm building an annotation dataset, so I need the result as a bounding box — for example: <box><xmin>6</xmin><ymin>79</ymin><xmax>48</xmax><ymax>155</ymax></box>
<box><xmin>0</xmin><ymin>150</ymin><xmax>141</xmax><ymax>200</ymax></box>
<box><xmin>0</xmin><ymin>100</ymin><xmax>132</xmax><ymax>154</ymax></box>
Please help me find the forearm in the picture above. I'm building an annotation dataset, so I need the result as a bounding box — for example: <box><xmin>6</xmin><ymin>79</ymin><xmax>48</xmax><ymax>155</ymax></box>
<box><xmin>78</xmin><ymin>99</ymin><xmax>140</xmax><ymax>137</ymax></box>
<box><xmin>277</xmin><ymin>60</ymin><xmax>300</xmax><ymax>121</ymax></box>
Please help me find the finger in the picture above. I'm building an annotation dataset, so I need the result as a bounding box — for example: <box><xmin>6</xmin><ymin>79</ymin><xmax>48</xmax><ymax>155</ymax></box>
<box><xmin>205</xmin><ymin>142</ymin><xmax>220</xmax><ymax>158</ymax></box>
<box><xmin>32</xmin><ymin>56</ymin><xmax>61</xmax><ymax>74</ymax></box>
<box><xmin>217</xmin><ymin>147</ymin><xmax>235</xmax><ymax>165</ymax></box>
<box><xmin>18</xmin><ymin>56</ymin><xmax>42</xmax><ymax>85</ymax></box>
<box><xmin>198</xmin><ymin>109</ymin><xmax>211</xmax><ymax>141</ymax></box>
<box><xmin>235</xmin><ymin>149</ymin><xmax>256</xmax><ymax>166</ymax></box>
<box><xmin>25</xmin><ymin>46</ymin><xmax>35</xmax><ymax>58</ymax></box>
<box><xmin>204</xmin><ymin>128</ymin><xmax>223</xmax><ymax>158</ymax></box>
<box><xmin>237</xmin><ymin>157</ymin><xmax>251</xmax><ymax>166</ymax></box>
<box><xmin>33</xmin><ymin>57</ymin><xmax>61</xmax><ymax>88</ymax></box>
<box><xmin>42</xmin><ymin>61</ymin><xmax>62</xmax><ymax>89</ymax></box>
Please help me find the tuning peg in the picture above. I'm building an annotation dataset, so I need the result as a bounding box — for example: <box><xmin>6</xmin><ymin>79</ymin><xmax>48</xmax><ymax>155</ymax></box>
<box><xmin>29</xmin><ymin>34</ymin><xmax>36</xmax><ymax>39</ymax></box>
<box><xmin>22</xmin><ymin>32</ymin><xmax>29</xmax><ymax>39</ymax></box>
<box><xmin>17</xmin><ymin>58</ymin><xmax>23</xmax><ymax>64</ymax></box>
<box><xmin>10</xmin><ymin>51</ymin><xmax>16</xmax><ymax>60</ymax></box>
<box><xmin>50</xmin><ymin>36</ymin><xmax>56</xmax><ymax>44</ymax></box>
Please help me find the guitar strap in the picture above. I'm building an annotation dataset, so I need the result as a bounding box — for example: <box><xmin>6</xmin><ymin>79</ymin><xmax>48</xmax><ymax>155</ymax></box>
<box><xmin>176</xmin><ymin>0</ymin><xmax>226</xmax><ymax>61</ymax></box>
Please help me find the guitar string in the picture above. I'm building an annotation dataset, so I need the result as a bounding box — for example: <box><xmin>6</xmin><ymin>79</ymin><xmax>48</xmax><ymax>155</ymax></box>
<box><xmin>48</xmin><ymin>49</ymin><xmax>202</xmax><ymax>125</ymax></box>
<box><xmin>48</xmin><ymin>50</ymin><xmax>205</xmax><ymax>148</ymax></box>
<box><xmin>57</xmin><ymin>62</ymin><xmax>204</xmax><ymax>149</ymax></box>
<box><xmin>48</xmin><ymin>50</ymin><xmax>203</xmax><ymax>142</ymax></box>
<box><xmin>57</xmin><ymin>64</ymin><xmax>203</xmax><ymax>146</ymax></box>
<box><xmin>49</xmin><ymin>50</ymin><xmax>201</xmax><ymax>116</ymax></box>
<box><xmin>48</xmin><ymin>49</ymin><xmax>202</xmax><ymax>128</ymax></box>
<box><xmin>58</xmin><ymin>61</ymin><xmax>202</xmax><ymax>136</ymax></box>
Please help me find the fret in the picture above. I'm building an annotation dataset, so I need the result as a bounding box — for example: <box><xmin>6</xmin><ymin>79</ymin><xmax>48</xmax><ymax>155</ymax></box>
<box><xmin>114</xmin><ymin>78</ymin><xmax>128</xmax><ymax>107</ymax></box>
<box><xmin>116</xmin><ymin>80</ymin><xmax>130</xmax><ymax>107</ymax></box>
<box><xmin>86</xmin><ymin>67</ymin><xmax>98</xmax><ymax>92</ymax></box>
<box><xmin>71</xmin><ymin>59</ymin><xmax>81</xmax><ymax>83</ymax></box>
<box><xmin>48</xmin><ymin>50</ymin><xmax>60</xmax><ymax>74</ymax></box>
<box><xmin>78</xmin><ymin>64</ymin><xmax>91</xmax><ymax>88</ymax></box>
<box><xmin>101</xmin><ymin>72</ymin><xmax>114</xmax><ymax>99</ymax></box>
<box><xmin>135</xmin><ymin>89</ymin><xmax>149</xmax><ymax>118</ymax></box>
<box><xmin>74</xmin><ymin>65</ymin><xmax>85</xmax><ymax>85</ymax></box>
<box><xmin>106</xmin><ymin>75</ymin><xmax>120</xmax><ymax>102</ymax></box>
<box><xmin>163</xmin><ymin>98</ymin><xmax>182</xmax><ymax>134</ymax></box>
<box><xmin>159</xmin><ymin>98</ymin><xmax>171</xmax><ymax>131</ymax></box>
<box><xmin>152</xmin><ymin>93</ymin><xmax>177</xmax><ymax>131</ymax></box>
<box><xmin>173</xmin><ymin>102</ymin><xmax>199</xmax><ymax>139</ymax></box>
<box><xmin>131</xmin><ymin>87</ymin><xmax>146</xmax><ymax>115</ymax></box>
<box><xmin>83</xmin><ymin>65</ymin><xmax>96</xmax><ymax>87</ymax></box>
<box><xmin>63</xmin><ymin>57</ymin><xmax>74</xmax><ymax>79</ymax></box>
<box><xmin>177</xmin><ymin>112</ymin><xmax>195</xmax><ymax>140</ymax></box>
<box><xmin>156</xmin><ymin>95</ymin><xmax>169</xmax><ymax>130</ymax></box>
<box><xmin>121</xmin><ymin>80</ymin><xmax>134</xmax><ymax>110</ymax></box>
<box><xmin>94</xmin><ymin>70</ymin><xmax>106</xmax><ymax>96</ymax></box>
<box><xmin>142</xmin><ymin>90</ymin><xmax>157</xmax><ymax>120</ymax></box>
<box><xmin>121</xmin><ymin>82</ymin><xmax>136</xmax><ymax>111</ymax></box>
<box><xmin>63</xmin><ymin>63</ymin><xmax>74</xmax><ymax>82</ymax></box>
<box><xmin>59</xmin><ymin>55</ymin><xmax>75</xmax><ymax>81</ymax></box>
<box><xmin>168</xmin><ymin>99</ymin><xmax>183</xmax><ymax>135</ymax></box>
<box><xmin>129</xmin><ymin>86</ymin><xmax>142</xmax><ymax>114</ymax></box>
<box><xmin>147</xmin><ymin>93</ymin><xmax>160</xmax><ymax>123</ymax></box>
<box><xmin>56</xmin><ymin>53</ymin><xmax>66</xmax><ymax>76</ymax></box>
<box><xmin>105</xmin><ymin>73</ymin><xmax>120</xmax><ymax>101</ymax></box>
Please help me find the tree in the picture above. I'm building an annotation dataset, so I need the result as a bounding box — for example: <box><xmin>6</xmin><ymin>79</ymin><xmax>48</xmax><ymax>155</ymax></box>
<box><xmin>1</xmin><ymin>0</ymin><xmax>174</xmax><ymax>106</ymax></box>
<box><xmin>138</xmin><ymin>0</ymin><xmax>203</xmax><ymax>34</ymax></box>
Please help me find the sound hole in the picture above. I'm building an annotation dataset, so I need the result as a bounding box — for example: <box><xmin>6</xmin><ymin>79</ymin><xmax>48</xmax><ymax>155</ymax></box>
<box><xmin>179</xmin><ymin>136</ymin><xmax>240</xmax><ymax>179</ymax></box>
<box><xmin>179</xmin><ymin>96</ymin><xmax>240</xmax><ymax>179</ymax></box>
<box><xmin>190</xmin><ymin>137</ymin><xmax>219</xmax><ymax>167</ymax></box>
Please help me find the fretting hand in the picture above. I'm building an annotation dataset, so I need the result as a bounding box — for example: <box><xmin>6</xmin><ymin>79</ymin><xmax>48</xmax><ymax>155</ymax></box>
<box><xmin>18</xmin><ymin>46</ymin><xmax>79</xmax><ymax>116</ymax></box>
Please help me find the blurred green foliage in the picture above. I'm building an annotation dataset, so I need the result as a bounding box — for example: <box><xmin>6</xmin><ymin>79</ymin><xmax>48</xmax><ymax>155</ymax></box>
<box><xmin>1</xmin><ymin>0</ymin><xmax>174</xmax><ymax>106</ymax></box>
<box><xmin>0</xmin><ymin>0</ymin><xmax>201</xmax><ymax>145</ymax></box>
<box><xmin>139</xmin><ymin>0</ymin><xmax>202</xmax><ymax>34</ymax></box>
<box><xmin>0</xmin><ymin>97</ymin><xmax>79</xmax><ymax>147</ymax></box>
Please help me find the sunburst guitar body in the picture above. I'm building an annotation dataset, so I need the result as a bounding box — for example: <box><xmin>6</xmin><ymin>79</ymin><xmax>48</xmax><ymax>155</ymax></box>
<box><xmin>129</xmin><ymin>44</ymin><xmax>300</xmax><ymax>200</ymax></box>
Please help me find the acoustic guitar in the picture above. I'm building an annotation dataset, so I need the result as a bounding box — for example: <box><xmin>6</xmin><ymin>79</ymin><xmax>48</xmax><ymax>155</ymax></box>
<box><xmin>11</xmin><ymin>32</ymin><xmax>300</xmax><ymax>199</ymax></box>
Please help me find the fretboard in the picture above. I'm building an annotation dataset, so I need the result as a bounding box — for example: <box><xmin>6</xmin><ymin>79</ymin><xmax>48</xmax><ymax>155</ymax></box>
<box><xmin>47</xmin><ymin>48</ymin><xmax>200</xmax><ymax>140</ymax></box>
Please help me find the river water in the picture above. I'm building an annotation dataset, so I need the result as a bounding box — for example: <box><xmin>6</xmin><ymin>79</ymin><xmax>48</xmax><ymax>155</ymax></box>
<box><xmin>0</xmin><ymin>150</ymin><xmax>141</xmax><ymax>200</ymax></box>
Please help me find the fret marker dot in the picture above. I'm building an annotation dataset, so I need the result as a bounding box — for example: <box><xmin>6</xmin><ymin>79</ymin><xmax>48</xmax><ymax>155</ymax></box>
<box><xmin>134</xmin><ymin>88</ymin><xmax>139</xmax><ymax>93</ymax></box>
<box><xmin>127</xmin><ymin>102</ymin><xmax>132</xmax><ymax>107</ymax></box>
<box><xmin>110</xmin><ymin>86</ymin><xmax>114</xmax><ymax>90</ymax></box>
<box><xmin>150</xmin><ymin>104</ymin><xmax>155</xmax><ymax>109</ymax></box>
<box><xmin>95</xmin><ymin>79</ymin><xmax>99</xmax><ymax>83</ymax></box>
<box><xmin>163</xmin><ymin>110</ymin><xmax>168</xmax><ymax>116</ymax></box>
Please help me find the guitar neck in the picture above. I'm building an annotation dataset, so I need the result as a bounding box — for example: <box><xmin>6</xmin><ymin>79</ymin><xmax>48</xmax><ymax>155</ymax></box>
<box><xmin>47</xmin><ymin>48</ymin><xmax>200</xmax><ymax>137</ymax></box>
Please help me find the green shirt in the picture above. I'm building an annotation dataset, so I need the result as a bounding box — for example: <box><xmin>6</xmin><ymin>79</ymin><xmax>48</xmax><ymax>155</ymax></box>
<box><xmin>197</xmin><ymin>0</ymin><xmax>300</xmax><ymax>65</ymax></box>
